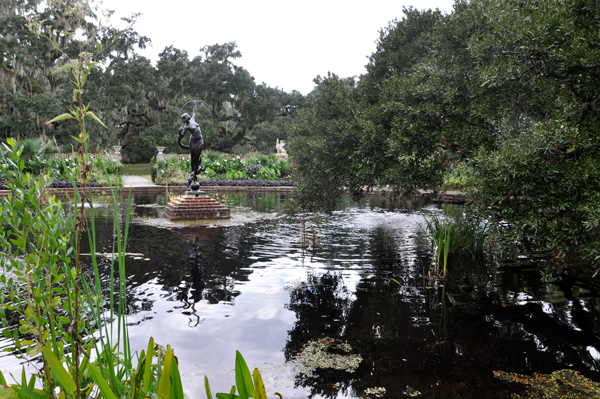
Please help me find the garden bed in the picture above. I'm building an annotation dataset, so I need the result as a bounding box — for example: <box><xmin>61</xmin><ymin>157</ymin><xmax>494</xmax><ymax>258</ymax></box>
<box><xmin>162</xmin><ymin>178</ymin><xmax>293</xmax><ymax>187</ymax></box>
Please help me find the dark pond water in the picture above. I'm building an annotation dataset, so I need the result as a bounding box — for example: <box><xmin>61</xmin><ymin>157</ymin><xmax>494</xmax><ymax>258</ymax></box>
<box><xmin>2</xmin><ymin>192</ymin><xmax>600</xmax><ymax>398</ymax></box>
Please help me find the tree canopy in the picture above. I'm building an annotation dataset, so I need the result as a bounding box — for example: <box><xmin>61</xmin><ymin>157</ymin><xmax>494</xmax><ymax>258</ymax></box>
<box><xmin>289</xmin><ymin>1</ymin><xmax>600</xmax><ymax>273</ymax></box>
<box><xmin>0</xmin><ymin>0</ymin><xmax>303</xmax><ymax>162</ymax></box>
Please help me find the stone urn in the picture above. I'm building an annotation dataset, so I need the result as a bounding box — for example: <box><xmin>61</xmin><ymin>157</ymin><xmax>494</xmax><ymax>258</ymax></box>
<box><xmin>156</xmin><ymin>146</ymin><xmax>165</xmax><ymax>154</ymax></box>
<box><xmin>113</xmin><ymin>145</ymin><xmax>122</xmax><ymax>154</ymax></box>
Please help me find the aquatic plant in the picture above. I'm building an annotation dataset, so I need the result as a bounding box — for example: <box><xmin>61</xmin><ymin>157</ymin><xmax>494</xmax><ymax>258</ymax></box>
<box><xmin>493</xmin><ymin>369</ymin><xmax>600</xmax><ymax>398</ymax></box>
<box><xmin>423</xmin><ymin>206</ymin><xmax>489</xmax><ymax>278</ymax></box>
<box><xmin>364</xmin><ymin>387</ymin><xmax>387</xmax><ymax>397</ymax></box>
<box><xmin>299</xmin><ymin>214</ymin><xmax>321</xmax><ymax>251</ymax></box>
<box><xmin>291</xmin><ymin>338</ymin><xmax>362</xmax><ymax>378</ymax></box>
<box><xmin>204</xmin><ymin>350</ymin><xmax>282</xmax><ymax>399</ymax></box>
<box><xmin>0</xmin><ymin>3</ymin><xmax>188</xmax><ymax>399</ymax></box>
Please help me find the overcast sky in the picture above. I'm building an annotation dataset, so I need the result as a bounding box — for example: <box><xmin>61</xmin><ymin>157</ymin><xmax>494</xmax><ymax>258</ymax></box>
<box><xmin>99</xmin><ymin>0</ymin><xmax>455</xmax><ymax>94</ymax></box>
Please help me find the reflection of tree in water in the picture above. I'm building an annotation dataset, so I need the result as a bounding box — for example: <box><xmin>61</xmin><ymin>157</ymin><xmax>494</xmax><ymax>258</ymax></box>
<box><xmin>284</xmin><ymin>226</ymin><xmax>414</xmax><ymax>398</ymax></box>
<box><xmin>114</xmin><ymin>217</ymin><xmax>299</xmax><ymax>318</ymax></box>
<box><xmin>82</xmin><ymin>219</ymin><xmax>282</xmax><ymax>318</ymax></box>
<box><xmin>285</xmin><ymin>272</ymin><xmax>353</xmax><ymax>398</ymax></box>
<box><xmin>284</xmin><ymin>225</ymin><xmax>600</xmax><ymax>398</ymax></box>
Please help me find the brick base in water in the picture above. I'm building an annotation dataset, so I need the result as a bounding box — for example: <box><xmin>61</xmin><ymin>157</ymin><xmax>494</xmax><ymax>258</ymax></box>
<box><xmin>163</xmin><ymin>194</ymin><xmax>230</xmax><ymax>220</ymax></box>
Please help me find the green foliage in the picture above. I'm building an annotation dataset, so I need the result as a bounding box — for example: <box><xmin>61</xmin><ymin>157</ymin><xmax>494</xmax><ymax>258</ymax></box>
<box><xmin>0</xmin><ymin>140</ymin><xmax>77</xmax><ymax>368</ymax></box>
<box><xmin>204</xmin><ymin>351</ymin><xmax>278</xmax><ymax>399</ymax></box>
<box><xmin>422</xmin><ymin>206</ymin><xmax>489</xmax><ymax>278</ymax></box>
<box><xmin>88</xmin><ymin>156</ymin><xmax>121</xmax><ymax>186</ymax></box>
<box><xmin>152</xmin><ymin>155</ymin><xmax>189</xmax><ymax>184</ymax></box>
<box><xmin>0</xmin><ymin>3</ymin><xmax>303</xmax><ymax>156</ymax></box>
<box><xmin>288</xmin><ymin>73</ymin><xmax>363</xmax><ymax>212</ymax></box>
<box><xmin>1</xmin><ymin>138</ymin><xmax>59</xmax><ymax>176</ymax></box>
<box><xmin>0</xmin><ymin>5</ymin><xmax>188</xmax><ymax>399</ymax></box>
<box><xmin>151</xmin><ymin>151</ymin><xmax>289</xmax><ymax>183</ymax></box>
<box><xmin>424</xmin><ymin>207</ymin><xmax>489</xmax><ymax>254</ymax></box>
<box><xmin>470</xmin><ymin>120</ymin><xmax>600</xmax><ymax>271</ymax></box>
<box><xmin>442</xmin><ymin>163</ymin><xmax>475</xmax><ymax>191</ymax></box>
<box><xmin>289</xmin><ymin>0</ymin><xmax>600</xmax><ymax>274</ymax></box>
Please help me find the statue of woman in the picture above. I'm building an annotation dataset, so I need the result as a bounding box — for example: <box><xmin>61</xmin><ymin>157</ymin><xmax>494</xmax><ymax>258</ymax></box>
<box><xmin>178</xmin><ymin>106</ymin><xmax>206</xmax><ymax>190</ymax></box>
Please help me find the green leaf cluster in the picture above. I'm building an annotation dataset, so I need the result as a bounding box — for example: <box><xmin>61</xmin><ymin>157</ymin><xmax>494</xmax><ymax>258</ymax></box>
<box><xmin>290</xmin><ymin>1</ymin><xmax>600</xmax><ymax>273</ymax></box>
<box><xmin>205</xmin><ymin>351</ymin><xmax>276</xmax><ymax>399</ymax></box>
<box><xmin>152</xmin><ymin>151</ymin><xmax>290</xmax><ymax>183</ymax></box>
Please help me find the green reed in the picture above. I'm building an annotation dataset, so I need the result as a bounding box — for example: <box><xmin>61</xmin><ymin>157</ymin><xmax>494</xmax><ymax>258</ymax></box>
<box><xmin>423</xmin><ymin>206</ymin><xmax>489</xmax><ymax>279</ymax></box>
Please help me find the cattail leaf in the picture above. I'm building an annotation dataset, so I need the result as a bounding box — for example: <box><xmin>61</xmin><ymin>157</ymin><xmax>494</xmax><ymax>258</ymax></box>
<box><xmin>204</xmin><ymin>376</ymin><xmax>213</xmax><ymax>399</ymax></box>
<box><xmin>143</xmin><ymin>337</ymin><xmax>155</xmax><ymax>394</ymax></box>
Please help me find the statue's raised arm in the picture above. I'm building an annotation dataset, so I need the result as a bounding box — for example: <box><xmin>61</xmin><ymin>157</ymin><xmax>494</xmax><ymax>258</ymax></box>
<box><xmin>178</xmin><ymin>114</ymin><xmax>191</xmax><ymax>151</ymax></box>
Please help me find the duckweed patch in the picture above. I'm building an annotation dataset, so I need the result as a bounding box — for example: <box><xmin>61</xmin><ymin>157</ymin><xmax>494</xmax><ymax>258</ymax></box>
<box><xmin>364</xmin><ymin>386</ymin><xmax>387</xmax><ymax>397</ymax></box>
<box><xmin>493</xmin><ymin>369</ymin><xmax>600</xmax><ymax>398</ymax></box>
<box><xmin>293</xmin><ymin>338</ymin><xmax>362</xmax><ymax>378</ymax></box>
<box><xmin>402</xmin><ymin>385</ymin><xmax>422</xmax><ymax>397</ymax></box>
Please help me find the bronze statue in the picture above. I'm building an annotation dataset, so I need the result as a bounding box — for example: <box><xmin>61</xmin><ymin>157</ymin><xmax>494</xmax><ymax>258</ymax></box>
<box><xmin>178</xmin><ymin>101</ymin><xmax>208</xmax><ymax>190</ymax></box>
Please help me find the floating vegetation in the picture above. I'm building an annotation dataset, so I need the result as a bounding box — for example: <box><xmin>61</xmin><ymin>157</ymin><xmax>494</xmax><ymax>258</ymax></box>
<box><xmin>494</xmin><ymin>369</ymin><xmax>600</xmax><ymax>398</ymax></box>
<box><xmin>402</xmin><ymin>386</ymin><xmax>422</xmax><ymax>397</ymax></box>
<box><xmin>293</xmin><ymin>338</ymin><xmax>362</xmax><ymax>378</ymax></box>
<box><xmin>364</xmin><ymin>386</ymin><xmax>387</xmax><ymax>397</ymax></box>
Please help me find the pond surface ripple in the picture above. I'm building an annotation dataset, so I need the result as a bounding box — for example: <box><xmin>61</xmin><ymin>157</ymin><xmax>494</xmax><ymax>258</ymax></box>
<box><xmin>2</xmin><ymin>193</ymin><xmax>600</xmax><ymax>398</ymax></box>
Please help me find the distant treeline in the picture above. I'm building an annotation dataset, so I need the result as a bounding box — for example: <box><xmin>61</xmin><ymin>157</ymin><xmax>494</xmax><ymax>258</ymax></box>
<box><xmin>0</xmin><ymin>1</ymin><xmax>305</xmax><ymax>162</ymax></box>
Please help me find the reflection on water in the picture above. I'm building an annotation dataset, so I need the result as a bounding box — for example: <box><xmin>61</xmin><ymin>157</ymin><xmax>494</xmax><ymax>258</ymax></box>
<box><xmin>2</xmin><ymin>192</ymin><xmax>600</xmax><ymax>398</ymax></box>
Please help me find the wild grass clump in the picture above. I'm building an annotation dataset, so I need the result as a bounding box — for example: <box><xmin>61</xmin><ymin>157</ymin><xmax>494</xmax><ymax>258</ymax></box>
<box><xmin>423</xmin><ymin>206</ymin><xmax>489</xmax><ymax>278</ymax></box>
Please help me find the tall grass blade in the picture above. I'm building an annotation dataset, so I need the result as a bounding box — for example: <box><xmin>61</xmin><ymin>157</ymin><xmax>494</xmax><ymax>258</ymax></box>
<box><xmin>204</xmin><ymin>376</ymin><xmax>214</xmax><ymax>399</ymax></box>
<box><xmin>15</xmin><ymin>386</ymin><xmax>45</xmax><ymax>399</ymax></box>
<box><xmin>0</xmin><ymin>386</ymin><xmax>15</xmax><ymax>399</ymax></box>
<box><xmin>88</xmin><ymin>364</ymin><xmax>117</xmax><ymax>399</ymax></box>
<box><xmin>41</xmin><ymin>347</ymin><xmax>76</xmax><ymax>396</ymax></box>
<box><xmin>215</xmin><ymin>394</ymin><xmax>238</xmax><ymax>399</ymax></box>
<box><xmin>170</xmin><ymin>356</ymin><xmax>184</xmax><ymax>399</ymax></box>
<box><xmin>143</xmin><ymin>337</ymin><xmax>156</xmax><ymax>394</ymax></box>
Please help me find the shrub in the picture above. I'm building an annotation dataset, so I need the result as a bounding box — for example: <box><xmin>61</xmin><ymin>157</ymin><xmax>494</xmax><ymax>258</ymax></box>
<box><xmin>150</xmin><ymin>151</ymin><xmax>290</xmax><ymax>183</ymax></box>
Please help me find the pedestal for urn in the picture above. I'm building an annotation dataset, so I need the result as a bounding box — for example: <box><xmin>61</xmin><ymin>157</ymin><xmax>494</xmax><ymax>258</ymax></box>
<box><xmin>163</xmin><ymin>189</ymin><xmax>230</xmax><ymax>220</ymax></box>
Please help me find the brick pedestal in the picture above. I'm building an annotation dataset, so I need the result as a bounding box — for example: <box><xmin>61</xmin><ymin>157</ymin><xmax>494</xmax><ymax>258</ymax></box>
<box><xmin>163</xmin><ymin>193</ymin><xmax>230</xmax><ymax>220</ymax></box>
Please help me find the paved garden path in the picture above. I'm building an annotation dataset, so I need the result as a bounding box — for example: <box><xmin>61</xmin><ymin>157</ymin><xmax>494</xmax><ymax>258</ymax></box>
<box><xmin>120</xmin><ymin>175</ymin><xmax>156</xmax><ymax>187</ymax></box>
